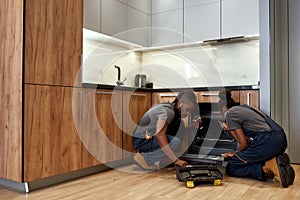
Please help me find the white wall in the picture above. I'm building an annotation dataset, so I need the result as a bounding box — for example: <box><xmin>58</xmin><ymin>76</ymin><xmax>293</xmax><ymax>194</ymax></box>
<box><xmin>83</xmin><ymin>38</ymin><xmax>143</xmax><ymax>86</ymax></box>
<box><xmin>83</xmin><ymin>38</ymin><xmax>259</xmax><ymax>89</ymax></box>
<box><xmin>141</xmin><ymin>39</ymin><xmax>259</xmax><ymax>88</ymax></box>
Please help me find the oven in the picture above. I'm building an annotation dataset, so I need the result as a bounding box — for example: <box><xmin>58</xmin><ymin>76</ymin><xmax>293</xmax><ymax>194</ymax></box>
<box><xmin>182</xmin><ymin>102</ymin><xmax>238</xmax><ymax>165</ymax></box>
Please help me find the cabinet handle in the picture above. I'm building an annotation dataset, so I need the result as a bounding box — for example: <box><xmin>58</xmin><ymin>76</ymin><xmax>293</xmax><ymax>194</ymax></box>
<box><xmin>247</xmin><ymin>92</ymin><xmax>251</xmax><ymax>105</ymax></box>
<box><xmin>79</xmin><ymin>91</ymin><xmax>83</xmax><ymax>121</ymax></box>
<box><xmin>159</xmin><ymin>94</ymin><xmax>178</xmax><ymax>97</ymax></box>
<box><xmin>201</xmin><ymin>93</ymin><xmax>219</xmax><ymax>96</ymax></box>
<box><xmin>80</xmin><ymin>54</ymin><xmax>83</xmax><ymax>64</ymax></box>
<box><xmin>96</xmin><ymin>91</ymin><xmax>115</xmax><ymax>95</ymax></box>
<box><xmin>132</xmin><ymin>94</ymin><xmax>147</xmax><ymax>97</ymax></box>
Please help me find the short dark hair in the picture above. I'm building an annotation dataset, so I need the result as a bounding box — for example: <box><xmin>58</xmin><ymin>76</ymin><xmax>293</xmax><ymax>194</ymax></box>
<box><xmin>172</xmin><ymin>90</ymin><xmax>197</xmax><ymax>106</ymax></box>
<box><xmin>218</xmin><ymin>89</ymin><xmax>236</xmax><ymax>110</ymax></box>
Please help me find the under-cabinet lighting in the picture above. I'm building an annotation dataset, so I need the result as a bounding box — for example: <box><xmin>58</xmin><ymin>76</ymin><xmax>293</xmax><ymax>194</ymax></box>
<box><xmin>84</xmin><ymin>44</ymin><xmax>114</xmax><ymax>52</ymax></box>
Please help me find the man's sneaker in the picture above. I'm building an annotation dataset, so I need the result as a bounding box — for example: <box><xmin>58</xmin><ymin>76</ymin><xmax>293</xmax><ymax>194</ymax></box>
<box><xmin>279</xmin><ymin>153</ymin><xmax>295</xmax><ymax>186</ymax></box>
<box><xmin>132</xmin><ymin>152</ymin><xmax>157</xmax><ymax>171</ymax></box>
<box><xmin>264</xmin><ymin>156</ymin><xmax>289</xmax><ymax>188</ymax></box>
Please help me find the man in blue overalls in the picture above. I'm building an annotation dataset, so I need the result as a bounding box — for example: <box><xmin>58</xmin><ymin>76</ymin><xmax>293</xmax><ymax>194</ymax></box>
<box><xmin>218</xmin><ymin>90</ymin><xmax>295</xmax><ymax>188</ymax></box>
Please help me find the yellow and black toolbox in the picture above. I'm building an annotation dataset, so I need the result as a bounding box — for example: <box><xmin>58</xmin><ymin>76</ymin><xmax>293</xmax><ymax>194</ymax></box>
<box><xmin>175</xmin><ymin>164</ymin><xmax>223</xmax><ymax>188</ymax></box>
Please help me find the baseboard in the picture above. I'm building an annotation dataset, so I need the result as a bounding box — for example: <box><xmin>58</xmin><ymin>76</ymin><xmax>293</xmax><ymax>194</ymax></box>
<box><xmin>0</xmin><ymin>158</ymin><xmax>131</xmax><ymax>193</ymax></box>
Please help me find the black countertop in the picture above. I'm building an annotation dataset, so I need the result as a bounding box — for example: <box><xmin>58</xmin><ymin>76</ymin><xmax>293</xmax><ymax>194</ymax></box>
<box><xmin>82</xmin><ymin>83</ymin><xmax>259</xmax><ymax>92</ymax></box>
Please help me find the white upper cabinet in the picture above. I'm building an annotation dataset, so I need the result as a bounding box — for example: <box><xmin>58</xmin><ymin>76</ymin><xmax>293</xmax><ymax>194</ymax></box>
<box><xmin>151</xmin><ymin>0</ymin><xmax>183</xmax><ymax>46</ymax></box>
<box><xmin>151</xmin><ymin>10</ymin><xmax>183</xmax><ymax>46</ymax></box>
<box><xmin>184</xmin><ymin>0</ymin><xmax>220</xmax><ymax>42</ymax></box>
<box><xmin>83</xmin><ymin>0</ymin><xmax>259</xmax><ymax>47</ymax></box>
<box><xmin>221</xmin><ymin>0</ymin><xmax>259</xmax><ymax>38</ymax></box>
<box><xmin>84</xmin><ymin>0</ymin><xmax>101</xmax><ymax>33</ymax></box>
<box><xmin>101</xmin><ymin>0</ymin><xmax>127</xmax><ymax>41</ymax></box>
<box><xmin>184</xmin><ymin>0</ymin><xmax>217</xmax><ymax>7</ymax></box>
<box><xmin>127</xmin><ymin>0</ymin><xmax>151</xmax><ymax>14</ymax></box>
<box><xmin>152</xmin><ymin>0</ymin><xmax>183</xmax><ymax>14</ymax></box>
<box><xmin>127</xmin><ymin>6</ymin><xmax>149</xmax><ymax>46</ymax></box>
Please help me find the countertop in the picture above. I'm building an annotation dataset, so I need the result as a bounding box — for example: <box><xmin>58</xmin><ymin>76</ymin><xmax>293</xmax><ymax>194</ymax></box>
<box><xmin>82</xmin><ymin>83</ymin><xmax>259</xmax><ymax>92</ymax></box>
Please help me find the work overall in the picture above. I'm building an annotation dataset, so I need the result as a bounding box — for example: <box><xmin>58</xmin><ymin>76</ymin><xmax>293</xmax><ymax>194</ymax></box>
<box><xmin>225</xmin><ymin>107</ymin><xmax>287</xmax><ymax>180</ymax></box>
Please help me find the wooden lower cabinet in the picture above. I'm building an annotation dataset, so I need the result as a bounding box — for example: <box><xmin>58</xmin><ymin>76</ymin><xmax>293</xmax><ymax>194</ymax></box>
<box><xmin>153</xmin><ymin>90</ymin><xmax>241</xmax><ymax>104</ymax></box>
<box><xmin>197</xmin><ymin>90</ymin><xmax>240</xmax><ymax>103</ymax></box>
<box><xmin>122</xmin><ymin>91</ymin><xmax>152</xmax><ymax>158</ymax></box>
<box><xmin>82</xmin><ymin>89</ymin><xmax>123</xmax><ymax>168</ymax></box>
<box><xmin>196</xmin><ymin>90</ymin><xmax>259</xmax><ymax>108</ymax></box>
<box><xmin>239</xmin><ymin>90</ymin><xmax>259</xmax><ymax>109</ymax></box>
<box><xmin>24</xmin><ymin>84</ymin><xmax>83</xmax><ymax>182</ymax></box>
<box><xmin>8</xmin><ymin>85</ymin><xmax>259</xmax><ymax>184</ymax></box>
<box><xmin>152</xmin><ymin>92</ymin><xmax>178</xmax><ymax>105</ymax></box>
<box><xmin>154</xmin><ymin>90</ymin><xmax>259</xmax><ymax>109</ymax></box>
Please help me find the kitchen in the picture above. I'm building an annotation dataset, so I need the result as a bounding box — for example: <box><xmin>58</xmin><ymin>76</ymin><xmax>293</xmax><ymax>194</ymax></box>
<box><xmin>0</xmin><ymin>0</ymin><xmax>299</xmax><ymax>199</ymax></box>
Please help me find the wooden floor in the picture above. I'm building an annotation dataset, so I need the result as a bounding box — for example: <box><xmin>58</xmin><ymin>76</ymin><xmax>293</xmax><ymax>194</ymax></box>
<box><xmin>0</xmin><ymin>164</ymin><xmax>299</xmax><ymax>200</ymax></box>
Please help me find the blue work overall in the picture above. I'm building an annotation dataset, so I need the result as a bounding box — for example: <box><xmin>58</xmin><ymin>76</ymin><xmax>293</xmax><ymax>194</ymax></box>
<box><xmin>225</xmin><ymin>109</ymin><xmax>287</xmax><ymax>180</ymax></box>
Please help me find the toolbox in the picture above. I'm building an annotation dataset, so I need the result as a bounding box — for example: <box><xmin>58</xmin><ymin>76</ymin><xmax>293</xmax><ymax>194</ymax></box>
<box><xmin>176</xmin><ymin>165</ymin><xmax>223</xmax><ymax>188</ymax></box>
<box><xmin>174</xmin><ymin>103</ymin><xmax>237</xmax><ymax>188</ymax></box>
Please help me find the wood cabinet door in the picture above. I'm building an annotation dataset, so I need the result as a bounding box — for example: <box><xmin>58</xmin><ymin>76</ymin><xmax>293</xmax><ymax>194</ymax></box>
<box><xmin>239</xmin><ymin>90</ymin><xmax>259</xmax><ymax>109</ymax></box>
<box><xmin>0</xmin><ymin>0</ymin><xmax>23</xmax><ymax>182</ymax></box>
<box><xmin>25</xmin><ymin>0</ymin><xmax>83</xmax><ymax>87</ymax></box>
<box><xmin>197</xmin><ymin>91</ymin><xmax>219</xmax><ymax>103</ymax></box>
<box><xmin>24</xmin><ymin>85</ymin><xmax>83</xmax><ymax>182</ymax></box>
<box><xmin>122</xmin><ymin>91</ymin><xmax>152</xmax><ymax>158</ymax></box>
<box><xmin>82</xmin><ymin>89</ymin><xmax>123</xmax><ymax>168</ymax></box>
<box><xmin>152</xmin><ymin>92</ymin><xmax>179</xmax><ymax>105</ymax></box>
<box><xmin>197</xmin><ymin>90</ymin><xmax>239</xmax><ymax>103</ymax></box>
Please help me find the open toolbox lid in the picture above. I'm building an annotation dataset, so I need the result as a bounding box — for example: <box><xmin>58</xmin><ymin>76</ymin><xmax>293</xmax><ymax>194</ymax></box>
<box><xmin>180</xmin><ymin>153</ymin><xmax>226</xmax><ymax>165</ymax></box>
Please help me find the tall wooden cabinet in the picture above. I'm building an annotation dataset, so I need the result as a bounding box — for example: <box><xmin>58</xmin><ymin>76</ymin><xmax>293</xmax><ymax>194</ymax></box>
<box><xmin>0</xmin><ymin>0</ymin><xmax>84</xmax><ymax>185</ymax></box>
<box><xmin>23</xmin><ymin>0</ymin><xmax>83</xmax><ymax>182</ymax></box>
<box><xmin>0</xmin><ymin>0</ymin><xmax>23</xmax><ymax>183</ymax></box>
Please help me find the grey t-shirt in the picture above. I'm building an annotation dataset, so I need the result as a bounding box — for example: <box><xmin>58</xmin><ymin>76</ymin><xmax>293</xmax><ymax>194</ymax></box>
<box><xmin>133</xmin><ymin>103</ymin><xmax>175</xmax><ymax>139</ymax></box>
<box><xmin>225</xmin><ymin>105</ymin><xmax>271</xmax><ymax>133</ymax></box>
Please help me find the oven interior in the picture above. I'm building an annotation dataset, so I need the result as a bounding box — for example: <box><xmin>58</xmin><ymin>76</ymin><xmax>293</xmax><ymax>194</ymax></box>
<box><xmin>188</xmin><ymin>102</ymin><xmax>239</xmax><ymax>156</ymax></box>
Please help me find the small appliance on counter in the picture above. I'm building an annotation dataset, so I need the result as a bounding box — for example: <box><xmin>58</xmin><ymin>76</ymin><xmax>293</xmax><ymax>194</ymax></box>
<box><xmin>135</xmin><ymin>74</ymin><xmax>146</xmax><ymax>88</ymax></box>
<box><xmin>145</xmin><ymin>82</ymin><xmax>153</xmax><ymax>89</ymax></box>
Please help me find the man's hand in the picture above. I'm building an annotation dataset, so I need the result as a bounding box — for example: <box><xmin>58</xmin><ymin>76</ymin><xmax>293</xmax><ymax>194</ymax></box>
<box><xmin>174</xmin><ymin>159</ymin><xmax>188</xmax><ymax>167</ymax></box>
<box><xmin>191</xmin><ymin>116</ymin><xmax>203</xmax><ymax>129</ymax></box>
<box><xmin>221</xmin><ymin>152</ymin><xmax>235</xmax><ymax>158</ymax></box>
<box><xmin>219</xmin><ymin>121</ymin><xmax>228</xmax><ymax>130</ymax></box>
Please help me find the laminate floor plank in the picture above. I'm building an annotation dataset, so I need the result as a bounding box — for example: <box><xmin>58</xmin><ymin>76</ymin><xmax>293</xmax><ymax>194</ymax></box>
<box><xmin>0</xmin><ymin>164</ymin><xmax>299</xmax><ymax>200</ymax></box>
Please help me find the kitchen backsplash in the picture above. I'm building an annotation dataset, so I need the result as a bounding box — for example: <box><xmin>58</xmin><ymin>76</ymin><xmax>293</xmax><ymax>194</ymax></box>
<box><xmin>83</xmin><ymin>36</ymin><xmax>259</xmax><ymax>88</ymax></box>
